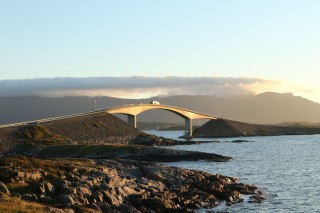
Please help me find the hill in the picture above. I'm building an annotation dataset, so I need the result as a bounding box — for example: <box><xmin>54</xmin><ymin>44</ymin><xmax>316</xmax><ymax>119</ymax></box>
<box><xmin>193</xmin><ymin>118</ymin><xmax>320</xmax><ymax>138</ymax></box>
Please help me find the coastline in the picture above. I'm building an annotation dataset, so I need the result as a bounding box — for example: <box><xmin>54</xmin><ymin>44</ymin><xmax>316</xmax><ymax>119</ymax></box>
<box><xmin>0</xmin><ymin>156</ymin><xmax>261</xmax><ymax>212</ymax></box>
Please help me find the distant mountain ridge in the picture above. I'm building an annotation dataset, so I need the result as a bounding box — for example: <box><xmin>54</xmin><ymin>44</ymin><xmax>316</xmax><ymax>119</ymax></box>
<box><xmin>1</xmin><ymin>92</ymin><xmax>320</xmax><ymax>125</ymax></box>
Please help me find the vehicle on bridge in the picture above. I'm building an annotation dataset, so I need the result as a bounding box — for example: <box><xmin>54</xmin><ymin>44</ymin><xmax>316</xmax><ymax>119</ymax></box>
<box><xmin>150</xmin><ymin>101</ymin><xmax>160</xmax><ymax>105</ymax></box>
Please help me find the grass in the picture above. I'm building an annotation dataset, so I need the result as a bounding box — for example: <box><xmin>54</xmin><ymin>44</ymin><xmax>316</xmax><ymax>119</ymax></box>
<box><xmin>6</xmin><ymin>183</ymin><xmax>31</xmax><ymax>196</ymax></box>
<box><xmin>0</xmin><ymin>193</ymin><xmax>47</xmax><ymax>213</ymax></box>
<box><xmin>16</xmin><ymin>125</ymin><xmax>72</xmax><ymax>146</ymax></box>
<box><xmin>91</xmin><ymin>119</ymin><xmax>105</xmax><ymax>128</ymax></box>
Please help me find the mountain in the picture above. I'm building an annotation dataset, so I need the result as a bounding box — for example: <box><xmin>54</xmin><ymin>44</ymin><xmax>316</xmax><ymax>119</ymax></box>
<box><xmin>1</xmin><ymin>92</ymin><xmax>320</xmax><ymax>125</ymax></box>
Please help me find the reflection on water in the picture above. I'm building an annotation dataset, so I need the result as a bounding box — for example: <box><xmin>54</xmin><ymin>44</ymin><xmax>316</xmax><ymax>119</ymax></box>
<box><xmin>144</xmin><ymin>130</ymin><xmax>320</xmax><ymax>212</ymax></box>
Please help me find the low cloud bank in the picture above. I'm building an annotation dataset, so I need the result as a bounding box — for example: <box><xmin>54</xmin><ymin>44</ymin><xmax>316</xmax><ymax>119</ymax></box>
<box><xmin>0</xmin><ymin>76</ymin><xmax>292</xmax><ymax>98</ymax></box>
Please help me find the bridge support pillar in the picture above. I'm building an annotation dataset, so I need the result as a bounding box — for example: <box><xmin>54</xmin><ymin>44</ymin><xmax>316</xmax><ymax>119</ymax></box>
<box><xmin>184</xmin><ymin>118</ymin><xmax>192</xmax><ymax>138</ymax></box>
<box><xmin>128</xmin><ymin>115</ymin><xmax>136</xmax><ymax>128</ymax></box>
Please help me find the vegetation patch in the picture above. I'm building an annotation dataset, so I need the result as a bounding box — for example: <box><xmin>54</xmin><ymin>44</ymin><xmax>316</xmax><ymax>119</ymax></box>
<box><xmin>16</xmin><ymin>125</ymin><xmax>73</xmax><ymax>146</ymax></box>
<box><xmin>0</xmin><ymin>192</ymin><xmax>47</xmax><ymax>213</ymax></box>
<box><xmin>91</xmin><ymin>119</ymin><xmax>106</xmax><ymax>128</ymax></box>
<box><xmin>7</xmin><ymin>183</ymin><xmax>31</xmax><ymax>195</ymax></box>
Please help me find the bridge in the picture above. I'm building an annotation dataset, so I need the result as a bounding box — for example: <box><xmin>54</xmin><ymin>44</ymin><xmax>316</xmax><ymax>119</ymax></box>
<box><xmin>0</xmin><ymin>104</ymin><xmax>218</xmax><ymax>138</ymax></box>
<box><xmin>106</xmin><ymin>104</ymin><xmax>218</xmax><ymax>138</ymax></box>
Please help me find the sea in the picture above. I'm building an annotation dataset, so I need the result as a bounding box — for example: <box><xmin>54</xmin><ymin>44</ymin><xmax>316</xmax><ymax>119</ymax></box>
<box><xmin>144</xmin><ymin>130</ymin><xmax>320</xmax><ymax>213</ymax></box>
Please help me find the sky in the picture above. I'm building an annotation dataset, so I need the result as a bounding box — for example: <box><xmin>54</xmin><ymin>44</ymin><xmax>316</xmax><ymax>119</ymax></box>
<box><xmin>1</xmin><ymin>1</ymin><xmax>320</xmax><ymax>101</ymax></box>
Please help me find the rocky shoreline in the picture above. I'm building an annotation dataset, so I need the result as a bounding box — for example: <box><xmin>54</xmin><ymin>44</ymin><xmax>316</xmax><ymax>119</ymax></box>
<box><xmin>0</xmin><ymin>156</ymin><xmax>262</xmax><ymax>213</ymax></box>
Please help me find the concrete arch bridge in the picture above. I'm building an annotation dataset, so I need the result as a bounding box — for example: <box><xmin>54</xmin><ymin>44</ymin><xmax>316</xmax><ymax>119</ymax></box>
<box><xmin>106</xmin><ymin>104</ymin><xmax>218</xmax><ymax>138</ymax></box>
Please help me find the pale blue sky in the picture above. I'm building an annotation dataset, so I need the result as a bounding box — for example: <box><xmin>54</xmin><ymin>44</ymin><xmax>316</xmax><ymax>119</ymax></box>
<box><xmin>1</xmin><ymin>1</ymin><xmax>320</xmax><ymax>100</ymax></box>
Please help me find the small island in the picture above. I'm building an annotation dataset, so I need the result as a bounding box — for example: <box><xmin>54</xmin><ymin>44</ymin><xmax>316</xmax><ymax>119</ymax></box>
<box><xmin>193</xmin><ymin>118</ymin><xmax>320</xmax><ymax>138</ymax></box>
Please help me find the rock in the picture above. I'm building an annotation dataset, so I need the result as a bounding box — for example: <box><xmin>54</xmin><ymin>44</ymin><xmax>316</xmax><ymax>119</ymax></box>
<box><xmin>43</xmin><ymin>207</ymin><xmax>67</xmax><ymax>213</ymax></box>
<box><xmin>76</xmin><ymin>185</ymin><xmax>92</xmax><ymax>198</ymax></box>
<box><xmin>228</xmin><ymin>183</ymin><xmax>257</xmax><ymax>194</ymax></box>
<box><xmin>54</xmin><ymin>179</ymin><xmax>71</xmax><ymax>194</ymax></box>
<box><xmin>17</xmin><ymin>171</ymin><xmax>25</xmax><ymax>178</ymax></box>
<box><xmin>145</xmin><ymin>171</ymin><xmax>165</xmax><ymax>182</ymax></box>
<box><xmin>122</xmin><ymin>186</ymin><xmax>137</xmax><ymax>195</ymax></box>
<box><xmin>22</xmin><ymin>193</ymin><xmax>38</xmax><ymax>202</ymax></box>
<box><xmin>77</xmin><ymin>196</ymin><xmax>90</xmax><ymax>205</ymax></box>
<box><xmin>34</xmin><ymin>181</ymin><xmax>54</xmax><ymax>194</ymax></box>
<box><xmin>86</xmin><ymin>203</ymin><xmax>102</xmax><ymax>211</ymax></box>
<box><xmin>109</xmin><ymin>187</ymin><xmax>117</xmax><ymax>195</ymax></box>
<box><xmin>25</xmin><ymin>171</ymin><xmax>42</xmax><ymax>181</ymax></box>
<box><xmin>44</xmin><ymin>181</ymin><xmax>55</xmax><ymax>194</ymax></box>
<box><xmin>58</xmin><ymin>194</ymin><xmax>75</xmax><ymax>207</ymax></box>
<box><xmin>232</xmin><ymin>140</ymin><xmax>254</xmax><ymax>143</ymax></box>
<box><xmin>141</xmin><ymin>198</ymin><xmax>166</xmax><ymax>210</ymax></box>
<box><xmin>44</xmin><ymin>207</ymin><xmax>75</xmax><ymax>213</ymax></box>
<box><xmin>98</xmin><ymin>203</ymin><xmax>112</xmax><ymax>212</ymax></box>
<box><xmin>117</xmin><ymin>203</ymin><xmax>140</xmax><ymax>213</ymax></box>
<box><xmin>102</xmin><ymin>191</ymin><xmax>121</xmax><ymax>206</ymax></box>
<box><xmin>249</xmin><ymin>194</ymin><xmax>265</xmax><ymax>203</ymax></box>
<box><xmin>0</xmin><ymin>181</ymin><xmax>10</xmax><ymax>194</ymax></box>
<box><xmin>36</xmin><ymin>182</ymin><xmax>46</xmax><ymax>194</ymax></box>
<box><xmin>93</xmin><ymin>191</ymin><xmax>104</xmax><ymax>203</ymax></box>
<box><xmin>64</xmin><ymin>209</ymin><xmax>76</xmax><ymax>213</ymax></box>
<box><xmin>39</xmin><ymin>194</ymin><xmax>51</xmax><ymax>203</ymax></box>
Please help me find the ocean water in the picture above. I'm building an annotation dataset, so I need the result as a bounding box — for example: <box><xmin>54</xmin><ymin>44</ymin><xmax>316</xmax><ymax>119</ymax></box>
<box><xmin>144</xmin><ymin>130</ymin><xmax>320</xmax><ymax>213</ymax></box>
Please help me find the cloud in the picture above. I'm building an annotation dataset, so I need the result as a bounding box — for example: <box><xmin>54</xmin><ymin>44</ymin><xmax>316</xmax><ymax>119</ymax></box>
<box><xmin>0</xmin><ymin>76</ymin><xmax>300</xmax><ymax>98</ymax></box>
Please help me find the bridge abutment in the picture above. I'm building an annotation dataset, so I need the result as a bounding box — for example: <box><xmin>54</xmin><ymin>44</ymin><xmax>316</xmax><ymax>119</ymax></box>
<box><xmin>127</xmin><ymin>115</ymin><xmax>136</xmax><ymax>128</ymax></box>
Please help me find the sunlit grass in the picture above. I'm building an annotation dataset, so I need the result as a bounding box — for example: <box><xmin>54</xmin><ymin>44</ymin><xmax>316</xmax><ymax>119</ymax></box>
<box><xmin>17</xmin><ymin>124</ymin><xmax>72</xmax><ymax>146</ymax></box>
<box><xmin>0</xmin><ymin>193</ymin><xmax>47</xmax><ymax>213</ymax></box>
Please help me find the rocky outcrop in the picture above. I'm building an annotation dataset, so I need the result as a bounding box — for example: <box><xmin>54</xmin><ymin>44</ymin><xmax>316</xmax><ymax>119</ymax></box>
<box><xmin>194</xmin><ymin>118</ymin><xmax>320</xmax><ymax>138</ymax></box>
<box><xmin>0</xmin><ymin>156</ymin><xmax>262</xmax><ymax>212</ymax></box>
<box><xmin>131</xmin><ymin>133</ymin><xmax>215</xmax><ymax>146</ymax></box>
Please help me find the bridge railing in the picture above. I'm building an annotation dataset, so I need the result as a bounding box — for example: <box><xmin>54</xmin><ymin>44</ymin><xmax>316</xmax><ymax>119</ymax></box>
<box><xmin>0</xmin><ymin>109</ymin><xmax>106</xmax><ymax>129</ymax></box>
